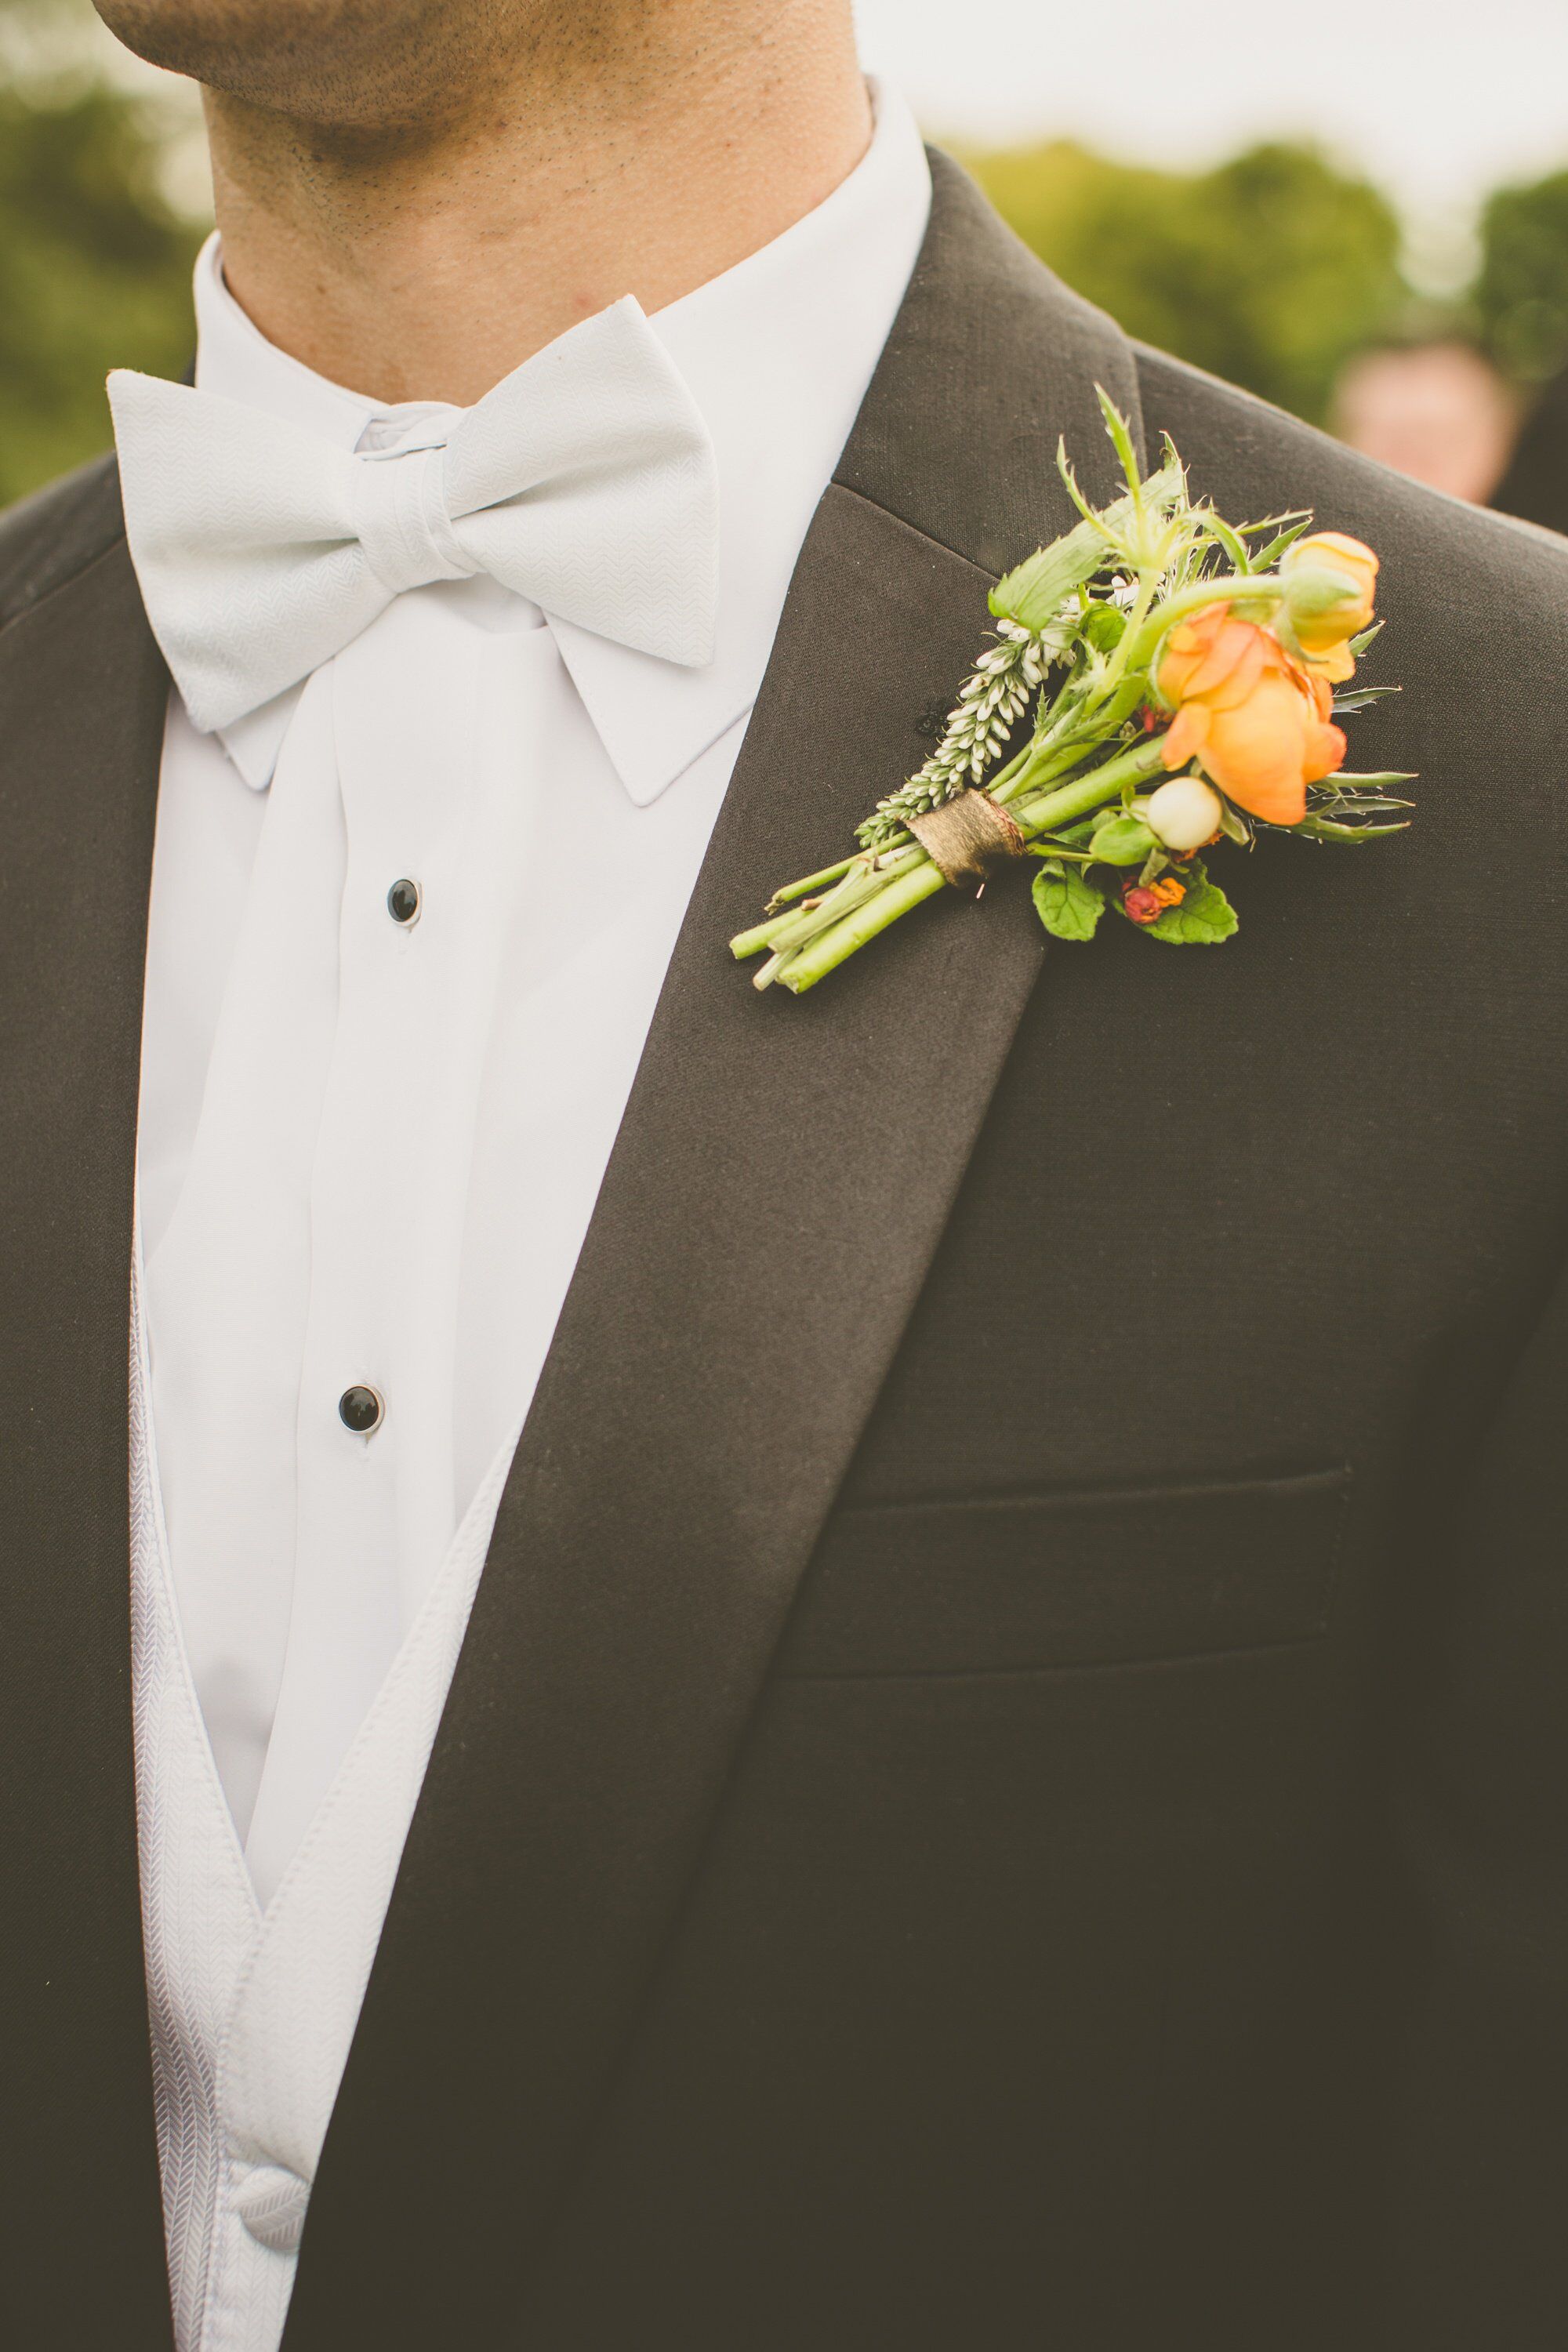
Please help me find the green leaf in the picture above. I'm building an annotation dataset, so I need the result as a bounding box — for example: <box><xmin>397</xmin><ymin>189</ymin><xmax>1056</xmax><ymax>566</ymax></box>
<box><xmin>989</xmin><ymin>517</ymin><xmax>1107</xmax><ymax>630</ymax></box>
<box><xmin>1087</xmin><ymin>815</ymin><xmax>1156</xmax><ymax>866</ymax></box>
<box><xmin>1143</xmin><ymin>873</ymin><xmax>1239</xmax><ymax>943</ymax></box>
<box><xmin>1046</xmin><ymin>816</ymin><xmax>1104</xmax><ymax>848</ymax></box>
<box><xmin>1307</xmin><ymin>792</ymin><xmax>1414</xmax><ymax>818</ymax></box>
<box><xmin>1197</xmin><ymin>506</ymin><xmax>1252</xmax><ymax>574</ymax></box>
<box><xmin>1055</xmin><ymin>437</ymin><xmax>1101</xmax><ymax>529</ymax></box>
<box><xmin>1249</xmin><ymin>517</ymin><xmax>1312</xmax><ymax>570</ymax></box>
<box><xmin>1292</xmin><ymin>814</ymin><xmax>1410</xmax><ymax>842</ymax></box>
<box><xmin>1080</xmin><ymin>601</ymin><xmax>1127</xmax><ymax>653</ymax></box>
<box><xmin>1032</xmin><ymin>861</ymin><xmax>1106</xmax><ymax>942</ymax></box>
<box><xmin>989</xmin><ymin>462</ymin><xmax>1185</xmax><ymax>630</ymax></box>
<box><xmin>1095</xmin><ymin>384</ymin><xmax>1142</xmax><ymax>489</ymax></box>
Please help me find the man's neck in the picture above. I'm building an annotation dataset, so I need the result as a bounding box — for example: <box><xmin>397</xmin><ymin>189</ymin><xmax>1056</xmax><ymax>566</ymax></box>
<box><xmin>204</xmin><ymin>2</ymin><xmax>872</xmax><ymax>408</ymax></box>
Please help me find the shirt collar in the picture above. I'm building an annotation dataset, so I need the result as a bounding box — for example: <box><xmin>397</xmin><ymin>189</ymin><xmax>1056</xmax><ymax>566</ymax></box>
<box><xmin>190</xmin><ymin>82</ymin><xmax>931</xmax><ymax>800</ymax></box>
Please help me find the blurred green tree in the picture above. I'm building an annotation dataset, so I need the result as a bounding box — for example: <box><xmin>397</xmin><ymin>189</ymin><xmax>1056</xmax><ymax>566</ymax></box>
<box><xmin>0</xmin><ymin>74</ymin><xmax>200</xmax><ymax>504</ymax></box>
<box><xmin>1475</xmin><ymin>169</ymin><xmax>1568</xmax><ymax>386</ymax></box>
<box><xmin>967</xmin><ymin>140</ymin><xmax>1409</xmax><ymax>426</ymax></box>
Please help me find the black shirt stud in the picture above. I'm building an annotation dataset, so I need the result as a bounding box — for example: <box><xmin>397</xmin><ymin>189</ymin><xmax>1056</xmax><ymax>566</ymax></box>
<box><xmin>339</xmin><ymin>1385</ymin><xmax>385</xmax><ymax>1436</ymax></box>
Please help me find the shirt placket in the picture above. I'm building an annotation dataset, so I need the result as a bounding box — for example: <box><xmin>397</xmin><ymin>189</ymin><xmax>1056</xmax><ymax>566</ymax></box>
<box><xmin>241</xmin><ymin>594</ymin><xmax>495</xmax><ymax>1903</ymax></box>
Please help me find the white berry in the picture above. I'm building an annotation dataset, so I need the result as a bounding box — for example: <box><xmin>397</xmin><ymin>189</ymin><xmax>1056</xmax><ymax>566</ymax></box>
<box><xmin>1145</xmin><ymin>777</ymin><xmax>1224</xmax><ymax>853</ymax></box>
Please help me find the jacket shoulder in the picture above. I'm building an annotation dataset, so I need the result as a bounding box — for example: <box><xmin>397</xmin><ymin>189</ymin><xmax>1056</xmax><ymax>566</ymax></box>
<box><xmin>0</xmin><ymin>454</ymin><xmax>125</xmax><ymax>637</ymax></box>
<box><xmin>1133</xmin><ymin>343</ymin><xmax>1568</xmax><ymax>608</ymax></box>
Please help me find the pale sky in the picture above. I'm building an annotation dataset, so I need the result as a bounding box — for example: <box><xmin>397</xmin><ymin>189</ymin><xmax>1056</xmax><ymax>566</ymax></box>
<box><xmin>855</xmin><ymin>0</ymin><xmax>1568</xmax><ymax>221</ymax></box>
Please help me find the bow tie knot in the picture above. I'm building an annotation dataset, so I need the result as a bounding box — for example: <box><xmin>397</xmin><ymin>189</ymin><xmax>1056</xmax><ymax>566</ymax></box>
<box><xmin>350</xmin><ymin>441</ymin><xmax>481</xmax><ymax>600</ymax></box>
<box><xmin>109</xmin><ymin>295</ymin><xmax>720</xmax><ymax>736</ymax></box>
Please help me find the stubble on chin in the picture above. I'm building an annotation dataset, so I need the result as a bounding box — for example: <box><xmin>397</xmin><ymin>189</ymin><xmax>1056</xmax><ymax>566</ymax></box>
<box><xmin>91</xmin><ymin>0</ymin><xmax>648</xmax><ymax>132</ymax></box>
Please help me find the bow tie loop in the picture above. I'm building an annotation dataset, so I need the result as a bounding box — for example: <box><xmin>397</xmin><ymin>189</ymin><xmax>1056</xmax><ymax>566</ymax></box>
<box><xmin>108</xmin><ymin>295</ymin><xmax>720</xmax><ymax>737</ymax></box>
<box><xmin>349</xmin><ymin>442</ymin><xmax>479</xmax><ymax>600</ymax></box>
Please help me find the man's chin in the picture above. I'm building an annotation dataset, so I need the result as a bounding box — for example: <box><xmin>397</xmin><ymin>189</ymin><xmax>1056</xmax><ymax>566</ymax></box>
<box><xmin>90</xmin><ymin>0</ymin><xmax>463</xmax><ymax>117</ymax></box>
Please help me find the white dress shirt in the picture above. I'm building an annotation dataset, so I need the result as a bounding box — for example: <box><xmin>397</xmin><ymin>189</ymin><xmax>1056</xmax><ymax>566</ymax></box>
<box><xmin>136</xmin><ymin>89</ymin><xmax>931</xmax><ymax>1911</ymax></box>
<box><xmin>129</xmin><ymin>93</ymin><xmax>931</xmax><ymax>2351</ymax></box>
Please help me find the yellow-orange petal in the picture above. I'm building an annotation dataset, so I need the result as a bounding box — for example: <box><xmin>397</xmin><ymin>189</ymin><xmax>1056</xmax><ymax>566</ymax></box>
<box><xmin>1200</xmin><ymin>630</ymin><xmax>1272</xmax><ymax>712</ymax></box>
<box><xmin>1185</xmin><ymin>614</ymin><xmax>1264</xmax><ymax>704</ymax></box>
<box><xmin>1282</xmin><ymin>532</ymin><xmax>1378</xmax><ymax>653</ymax></box>
<box><xmin>1305</xmin><ymin>641</ymin><xmax>1357</xmax><ymax>685</ymax></box>
<box><xmin>1199</xmin><ymin>675</ymin><xmax>1311</xmax><ymax>822</ymax></box>
<box><xmin>1156</xmin><ymin>616</ymin><xmax>1214</xmax><ymax>704</ymax></box>
<box><xmin>1215</xmin><ymin>766</ymin><xmax>1308</xmax><ymax>826</ymax></box>
<box><xmin>1161</xmin><ymin>704</ymin><xmax>1210</xmax><ymax>768</ymax></box>
<box><xmin>1291</xmin><ymin>531</ymin><xmax>1379</xmax><ymax>587</ymax></box>
<box><xmin>1305</xmin><ymin>718</ymin><xmax>1348</xmax><ymax>784</ymax></box>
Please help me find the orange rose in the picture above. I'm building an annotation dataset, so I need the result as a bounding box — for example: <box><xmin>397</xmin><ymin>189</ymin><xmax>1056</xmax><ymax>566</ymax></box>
<box><xmin>1279</xmin><ymin>532</ymin><xmax>1380</xmax><ymax>684</ymax></box>
<box><xmin>1156</xmin><ymin>604</ymin><xmax>1345</xmax><ymax>826</ymax></box>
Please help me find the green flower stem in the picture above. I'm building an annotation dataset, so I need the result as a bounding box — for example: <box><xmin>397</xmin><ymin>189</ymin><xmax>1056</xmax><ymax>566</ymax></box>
<box><xmin>777</xmin><ymin>859</ymin><xmax>948</xmax><ymax>993</ymax></box>
<box><xmin>1010</xmin><ymin>737</ymin><xmax>1168</xmax><ymax>837</ymax></box>
<box><xmin>744</xmin><ymin>898</ymin><xmax>866</xmax><ymax>967</ymax></box>
<box><xmin>734</xmin><ymin>738</ymin><xmax>1050</xmax><ymax>964</ymax></box>
<box><xmin>743</xmin><ymin>889</ymin><xmax>869</xmax><ymax>961</ymax></box>
<box><xmin>762</xmin><ymin>857</ymin><xmax>861</xmax><ymax>910</ymax></box>
<box><xmin>994</xmin><ymin>720</ymin><xmax>1134</xmax><ymax>807</ymax></box>
<box><xmin>991</xmin><ymin>688</ymin><xmax>1141</xmax><ymax>810</ymax></box>
<box><xmin>729</xmin><ymin>851</ymin><xmax>916</xmax><ymax>961</ymax></box>
<box><xmin>729</xmin><ymin>910</ymin><xmax>804</xmax><ymax>960</ymax></box>
<box><xmin>989</xmin><ymin>741</ymin><xmax>1084</xmax><ymax>806</ymax></box>
<box><xmin>1089</xmin><ymin>568</ymin><xmax>1157</xmax><ymax>708</ymax></box>
<box><xmin>776</xmin><ymin>738</ymin><xmax>1169</xmax><ymax>995</ymax></box>
<box><xmin>1120</xmin><ymin>572</ymin><xmax>1284</xmax><ymax>679</ymax></box>
<box><xmin>955</xmin><ymin>740</ymin><xmax>1033</xmax><ymax>805</ymax></box>
<box><xmin>1089</xmin><ymin>669</ymin><xmax>1157</xmax><ymax>738</ymax></box>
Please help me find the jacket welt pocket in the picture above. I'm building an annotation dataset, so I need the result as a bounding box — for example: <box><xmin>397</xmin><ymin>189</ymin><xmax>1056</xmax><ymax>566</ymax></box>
<box><xmin>773</xmin><ymin>1466</ymin><xmax>1352</xmax><ymax>1679</ymax></box>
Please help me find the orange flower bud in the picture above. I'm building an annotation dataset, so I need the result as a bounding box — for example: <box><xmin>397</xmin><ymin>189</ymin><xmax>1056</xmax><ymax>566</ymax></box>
<box><xmin>1279</xmin><ymin>532</ymin><xmax>1380</xmax><ymax>683</ymax></box>
<box><xmin>1156</xmin><ymin>603</ymin><xmax>1345</xmax><ymax>826</ymax></box>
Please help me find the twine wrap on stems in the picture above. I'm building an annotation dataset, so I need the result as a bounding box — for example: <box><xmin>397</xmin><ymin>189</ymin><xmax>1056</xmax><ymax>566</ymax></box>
<box><xmin>906</xmin><ymin>789</ymin><xmax>1026</xmax><ymax>887</ymax></box>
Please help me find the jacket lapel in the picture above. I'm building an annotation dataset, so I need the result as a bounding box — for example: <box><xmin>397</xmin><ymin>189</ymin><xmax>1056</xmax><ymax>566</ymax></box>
<box><xmin>0</xmin><ymin>468</ymin><xmax>174</xmax><ymax>2347</ymax></box>
<box><xmin>289</xmin><ymin>158</ymin><xmax>1144</xmax><ymax>2344</ymax></box>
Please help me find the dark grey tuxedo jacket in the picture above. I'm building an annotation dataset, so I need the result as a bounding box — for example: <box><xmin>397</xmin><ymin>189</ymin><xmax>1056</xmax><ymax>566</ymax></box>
<box><xmin>3</xmin><ymin>155</ymin><xmax>1566</xmax><ymax>2351</ymax></box>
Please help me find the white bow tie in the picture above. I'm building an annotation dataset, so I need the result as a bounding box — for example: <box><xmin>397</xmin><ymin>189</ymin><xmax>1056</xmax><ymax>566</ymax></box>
<box><xmin>108</xmin><ymin>296</ymin><xmax>720</xmax><ymax>735</ymax></box>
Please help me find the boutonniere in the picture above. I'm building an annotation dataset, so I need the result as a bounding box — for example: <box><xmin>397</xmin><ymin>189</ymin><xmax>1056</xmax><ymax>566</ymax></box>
<box><xmin>731</xmin><ymin>394</ymin><xmax>1410</xmax><ymax>993</ymax></box>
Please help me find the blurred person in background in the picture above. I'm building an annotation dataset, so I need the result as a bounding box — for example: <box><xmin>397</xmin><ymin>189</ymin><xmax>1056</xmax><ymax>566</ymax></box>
<box><xmin>1333</xmin><ymin>336</ymin><xmax>1519</xmax><ymax>504</ymax></box>
<box><xmin>2</xmin><ymin>5</ymin><xmax>1568</xmax><ymax>2351</ymax></box>
<box><xmin>1477</xmin><ymin>162</ymin><xmax>1568</xmax><ymax>532</ymax></box>
<box><xmin>1493</xmin><ymin>365</ymin><xmax>1568</xmax><ymax>532</ymax></box>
